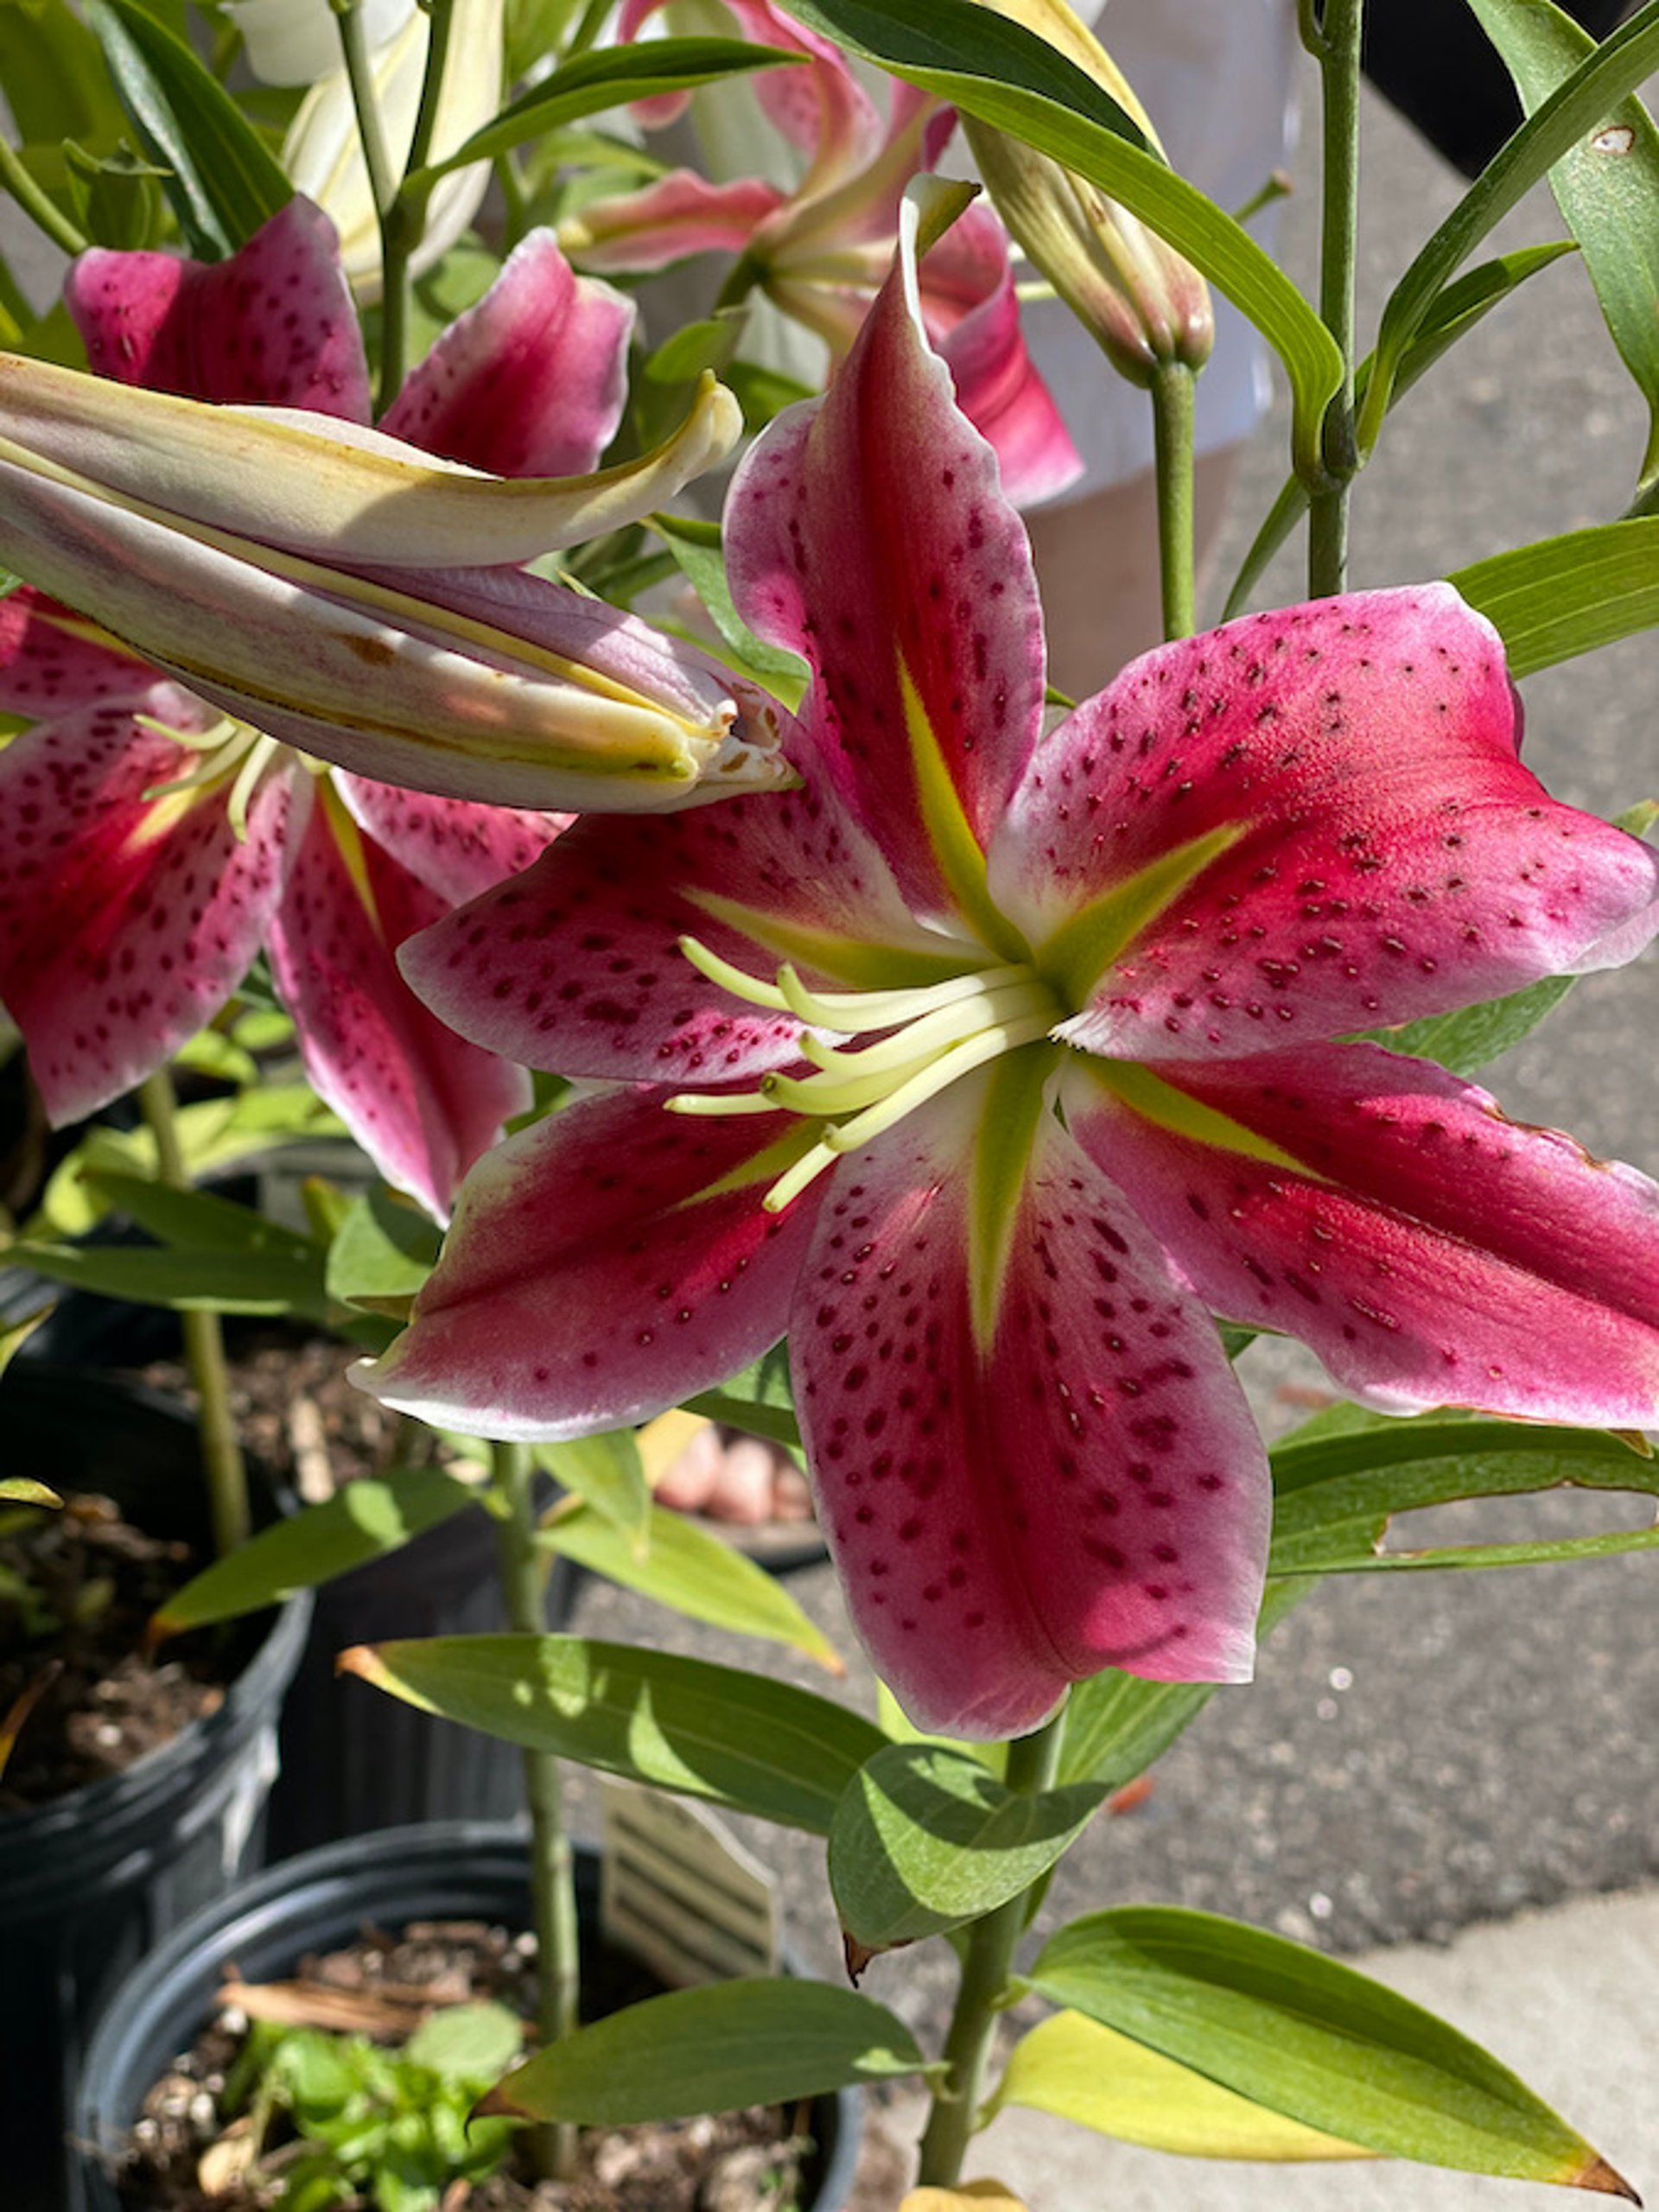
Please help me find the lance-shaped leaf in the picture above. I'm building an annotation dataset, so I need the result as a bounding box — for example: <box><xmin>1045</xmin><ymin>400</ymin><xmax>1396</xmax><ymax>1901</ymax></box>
<box><xmin>1468</xmin><ymin>0</ymin><xmax>1659</xmax><ymax>486</ymax></box>
<box><xmin>84</xmin><ymin>0</ymin><xmax>292</xmax><ymax>258</ymax></box>
<box><xmin>475</xmin><ymin>1979</ymin><xmax>925</xmax><ymax>2126</ymax></box>
<box><xmin>1452</xmin><ymin>515</ymin><xmax>1659</xmax><ymax>673</ymax></box>
<box><xmin>338</xmin><ymin>1634</ymin><xmax>886</xmax><ymax>1833</ymax></box>
<box><xmin>150</xmin><ymin>1464</ymin><xmax>482</xmax><ymax>1638</ymax></box>
<box><xmin>1359</xmin><ymin>0</ymin><xmax>1659</xmax><ymax>451</ymax></box>
<box><xmin>829</xmin><ymin>1740</ymin><xmax>1110</xmax><ymax>1960</ymax></box>
<box><xmin>985</xmin><ymin>2011</ymin><xmax>1371</xmax><ymax>2162</ymax></box>
<box><xmin>1023</xmin><ymin>1909</ymin><xmax>1636</xmax><ymax>2193</ymax></box>
<box><xmin>0</xmin><ymin>1479</ymin><xmax>60</xmax><ymax>1508</ymax></box>
<box><xmin>1268</xmin><ymin>1408</ymin><xmax>1659</xmax><ymax>1576</ymax></box>
<box><xmin>537</xmin><ymin>1496</ymin><xmax>842</xmax><ymax>1670</ymax></box>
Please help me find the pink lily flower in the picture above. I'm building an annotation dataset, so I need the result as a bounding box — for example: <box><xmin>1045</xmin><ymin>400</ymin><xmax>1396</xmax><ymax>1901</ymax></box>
<box><xmin>361</xmin><ymin>205</ymin><xmax>1659</xmax><ymax>1737</ymax></box>
<box><xmin>0</xmin><ymin>197</ymin><xmax>661</xmax><ymax>1217</ymax></box>
<box><xmin>559</xmin><ymin>0</ymin><xmax>1082</xmax><ymax>507</ymax></box>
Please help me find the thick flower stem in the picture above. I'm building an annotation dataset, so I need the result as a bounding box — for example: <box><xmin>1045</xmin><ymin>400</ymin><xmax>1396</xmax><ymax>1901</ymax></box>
<box><xmin>913</xmin><ymin>1706</ymin><xmax>1068</xmax><ymax>2189</ymax></box>
<box><xmin>0</xmin><ymin>137</ymin><xmax>88</xmax><ymax>258</ymax></box>
<box><xmin>137</xmin><ymin>1068</ymin><xmax>250</xmax><ymax>1557</ymax></box>
<box><xmin>491</xmin><ymin>1439</ymin><xmax>580</xmax><ymax>2182</ymax></box>
<box><xmin>1308</xmin><ymin>0</ymin><xmax>1364</xmax><ymax>599</ymax></box>
<box><xmin>1149</xmin><ymin>361</ymin><xmax>1198</xmax><ymax>642</ymax></box>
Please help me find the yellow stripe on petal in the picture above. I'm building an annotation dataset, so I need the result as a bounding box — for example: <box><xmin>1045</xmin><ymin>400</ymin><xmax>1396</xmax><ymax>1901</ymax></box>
<box><xmin>1072</xmin><ymin>1058</ymin><xmax>1320</xmax><ymax>1177</ymax></box>
<box><xmin>1037</xmin><ymin>820</ymin><xmax>1248</xmax><ymax>1005</ymax></box>
<box><xmin>968</xmin><ymin>1046</ymin><xmax>1056</xmax><ymax>1351</ymax></box>
<box><xmin>687</xmin><ymin>888</ymin><xmax>982</xmax><ymax>990</ymax></box>
<box><xmin>899</xmin><ymin>658</ymin><xmax>1029</xmax><ymax>960</ymax></box>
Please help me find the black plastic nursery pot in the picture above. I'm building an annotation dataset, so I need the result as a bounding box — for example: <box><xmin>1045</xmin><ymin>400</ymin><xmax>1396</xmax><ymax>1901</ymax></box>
<box><xmin>0</xmin><ymin>1366</ymin><xmax>312</xmax><ymax>2212</ymax></box>
<box><xmin>76</xmin><ymin>1821</ymin><xmax>863</xmax><ymax>2212</ymax></box>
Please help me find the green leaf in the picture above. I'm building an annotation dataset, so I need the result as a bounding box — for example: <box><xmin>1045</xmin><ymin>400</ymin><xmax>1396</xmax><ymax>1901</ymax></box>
<box><xmin>32</xmin><ymin>1087</ymin><xmax>345</xmax><ymax>1237</ymax></box>
<box><xmin>650</xmin><ymin>514</ymin><xmax>810</xmax><ymax>686</ymax></box>
<box><xmin>6</xmin><ymin>1235</ymin><xmax>335</xmax><ymax>1319</ymax></box>
<box><xmin>1468</xmin><ymin>0</ymin><xmax>1659</xmax><ymax>479</ymax></box>
<box><xmin>1363</xmin><ymin>972</ymin><xmax>1576</xmax><ymax>1076</ymax></box>
<box><xmin>1451</xmin><ymin>516</ymin><xmax>1659</xmax><ymax>674</ymax></box>
<box><xmin>1023</xmin><ymin>1908</ymin><xmax>1627</xmax><ymax>2189</ymax></box>
<box><xmin>326</xmin><ymin>1189</ymin><xmax>442</xmax><ymax>1313</ymax></box>
<box><xmin>404</xmin><ymin>2002</ymin><xmax>524</xmax><ymax>2084</ymax></box>
<box><xmin>416</xmin><ymin>39</ymin><xmax>798</xmax><ymax>179</ymax></box>
<box><xmin>684</xmin><ymin>1341</ymin><xmax>803</xmax><ymax>1456</ymax></box>
<box><xmin>788</xmin><ymin>0</ymin><xmax>1341</xmax><ymax>482</ymax></box>
<box><xmin>81</xmin><ymin>1169</ymin><xmax>323</xmax><ymax>1265</ymax></box>
<box><xmin>1268</xmin><ymin>1410</ymin><xmax>1659</xmax><ymax>1577</ymax></box>
<box><xmin>829</xmin><ymin>1742</ymin><xmax>1109</xmax><ymax>1958</ymax></box>
<box><xmin>82</xmin><ymin>0</ymin><xmax>291</xmax><ymax>257</ymax></box>
<box><xmin>539</xmin><ymin>1497</ymin><xmax>842</xmax><ymax>1670</ymax></box>
<box><xmin>987</xmin><ymin>2010</ymin><xmax>1371</xmax><ymax>2161</ymax></box>
<box><xmin>1057</xmin><ymin>1580</ymin><xmax>1309</xmax><ymax>1791</ymax></box>
<box><xmin>0</xmin><ymin>1478</ymin><xmax>60</xmax><ymax>1509</ymax></box>
<box><xmin>535</xmin><ymin>1427</ymin><xmax>650</xmax><ymax>1539</ymax></box>
<box><xmin>150</xmin><ymin>1464</ymin><xmax>482</xmax><ymax>1637</ymax></box>
<box><xmin>1224</xmin><ymin>242</ymin><xmax>1575</xmax><ymax>617</ymax></box>
<box><xmin>478</xmin><ymin>1979</ymin><xmax>925</xmax><ymax>2125</ymax></box>
<box><xmin>1360</xmin><ymin>0</ymin><xmax>1659</xmax><ymax>452</ymax></box>
<box><xmin>0</xmin><ymin>0</ymin><xmax>122</xmax><ymax>145</ymax></box>
<box><xmin>645</xmin><ymin>311</ymin><xmax>747</xmax><ymax>385</ymax></box>
<box><xmin>339</xmin><ymin>1634</ymin><xmax>887</xmax><ymax>1834</ymax></box>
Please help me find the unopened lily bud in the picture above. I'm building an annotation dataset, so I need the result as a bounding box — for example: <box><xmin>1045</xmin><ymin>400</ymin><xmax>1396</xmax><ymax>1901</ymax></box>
<box><xmin>0</xmin><ymin>353</ymin><xmax>790</xmax><ymax>814</ymax></box>
<box><xmin>963</xmin><ymin>0</ymin><xmax>1213</xmax><ymax>385</ymax></box>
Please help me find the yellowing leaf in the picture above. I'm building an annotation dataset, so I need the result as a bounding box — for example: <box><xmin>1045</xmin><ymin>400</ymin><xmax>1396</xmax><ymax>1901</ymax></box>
<box><xmin>988</xmin><ymin>2011</ymin><xmax>1372</xmax><ymax>2161</ymax></box>
<box><xmin>902</xmin><ymin>2184</ymin><xmax>1028</xmax><ymax>2211</ymax></box>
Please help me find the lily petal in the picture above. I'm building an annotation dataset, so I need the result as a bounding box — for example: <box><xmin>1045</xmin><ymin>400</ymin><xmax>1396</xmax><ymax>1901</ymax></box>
<box><xmin>1064</xmin><ymin>1042</ymin><xmax>1659</xmax><ymax>1427</ymax></box>
<box><xmin>726</xmin><ymin>196</ymin><xmax>1045</xmax><ymax>938</ymax></box>
<box><xmin>267</xmin><ymin>791</ymin><xmax>530</xmax><ymax>1219</ymax></box>
<box><xmin>989</xmin><ymin>587</ymin><xmax>1659</xmax><ymax>1051</ymax></box>
<box><xmin>359</xmin><ymin>1086</ymin><xmax>825</xmax><ymax>1436</ymax></box>
<box><xmin>0</xmin><ymin>351</ymin><xmax>741</xmax><ymax>568</ymax></box>
<box><xmin>65</xmin><ymin>197</ymin><xmax>372</xmax><ymax>420</ymax></box>
<box><xmin>334</xmin><ymin>774</ymin><xmax>567</xmax><ymax>906</ymax></box>
<box><xmin>0</xmin><ymin>687</ymin><xmax>304</xmax><ymax>1120</ymax></box>
<box><xmin>0</xmin><ymin>587</ymin><xmax>157</xmax><ymax>715</ymax></box>
<box><xmin>797</xmin><ymin>1070</ymin><xmax>1268</xmax><ymax>1739</ymax></box>
<box><xmin>398</xmin><ymin>780</ymin><xmax>966</xmax><ymax>1084</ymax></box>
<box><xmin>922</xmin><ymin>201</ymin><xmax>1084</xmax><ymax>509</ymax></box>
<box><xmin>0</xmin><ymin>443</ymin><xmax>787</xmax><ymax>810</ymax></box>
<box><xmin>562</xmin><ymin>172</ymin><xmax>785</xmax><ymax>274</ymax></box>
<box><xmin>380</xmin><ymin>232</ymin><xmax>634</xmax><ymax>478</ymax></box>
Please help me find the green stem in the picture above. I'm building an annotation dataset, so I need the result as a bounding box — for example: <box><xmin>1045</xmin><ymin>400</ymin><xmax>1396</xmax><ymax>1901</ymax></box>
<box><xmin>1308</xmin><ymin>0</ymin><xmax>1364</xmax><ymax>598</ymax></box>
<box><xmin>377</xmin><ymin>0</ymin><xmax>454</xmax><ymax>411</ymax></box>
<box><xmin>1149</xmin><ymin>362</ymin><xmax>1198</xmax><ymax>642</ymax></box>
<box><xmin>0</xmin><ymin>137</ymin><xmax>88</xmax><ymax>257</ymax></box>
<box><xmin>137</xmin><ymin>1069</ymin><xmax>250</xmax><ymax>1557</ymax></box>
<box><xmin>713</xmin><ymin>251</ymin><xmax>764</xmax><ymax>315</ymax></box>
<box><xmin>334</xmin><ymin>0</ymin><xmax>407</xmax><ymax>410</ymax></box>
<box><xmin>492</xmin><ymin>1440</ymin><xmax>580</xmax><ymax>2183</ymax></box>
<box><xmin>914</xmin><ymin>1707</ymin><xmax>1068</xmax><ymax>2189</ymax></box>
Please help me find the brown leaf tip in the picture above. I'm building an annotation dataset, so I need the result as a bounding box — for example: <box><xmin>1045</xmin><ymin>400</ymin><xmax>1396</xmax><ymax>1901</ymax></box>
<box><xmin>334</xmin><ymin>1643</ymin><xmax>379</xmax><ymax>1681</ymax></box>
<box><xmin>1576</xmin><ymin>2153</ymin><xmax>1641</xmax><ymax>2203</ymax></box>
<box><xmin>842</xmin><ymin>1931</ymin><xmax>877</xmax><ymax>1985</ymax></box>
<box><xmin>470</xmin><ymin>2087</ymin><xmax>531</xmax><ymax>2125</ymax></box>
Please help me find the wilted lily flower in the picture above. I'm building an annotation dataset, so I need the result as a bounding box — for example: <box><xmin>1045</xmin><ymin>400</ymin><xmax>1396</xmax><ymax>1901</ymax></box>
<box><xmin>361</xmin><ymin>202</ymin><xmax>1659</xmax><ymax>1737</ymax></box>
<box><xmin>0</xmin><ymin>227</ymin><xmax>786</xmax><ymax>816</ymax></box>
<box><xmin>0</xmin><ymin>200</ymin><xmax>785</xmax><ymax>1215</ymax></box>
<box><xmin>560</xmin><ymin>0</ymin><xmax>1082</xmax><ymax>505</ymax></box>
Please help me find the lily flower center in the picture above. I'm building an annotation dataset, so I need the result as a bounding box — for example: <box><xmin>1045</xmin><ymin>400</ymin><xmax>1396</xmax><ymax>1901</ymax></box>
<box><xmin>137</xmin><ymin>709</ymin><xmax>286</xmax><ymax>842</ymax></box>
<box><xmin>670</xmin><ymin>936</ymin><xmax>1064</xmax><ymax>1210</ymax></box>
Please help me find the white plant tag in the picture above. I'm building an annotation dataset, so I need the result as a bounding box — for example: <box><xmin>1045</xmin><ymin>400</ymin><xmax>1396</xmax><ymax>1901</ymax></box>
<box><xmin>600</xmin><ymin>1778</ymin><xmax>780</xmax><ymax>1986</ymax></box>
